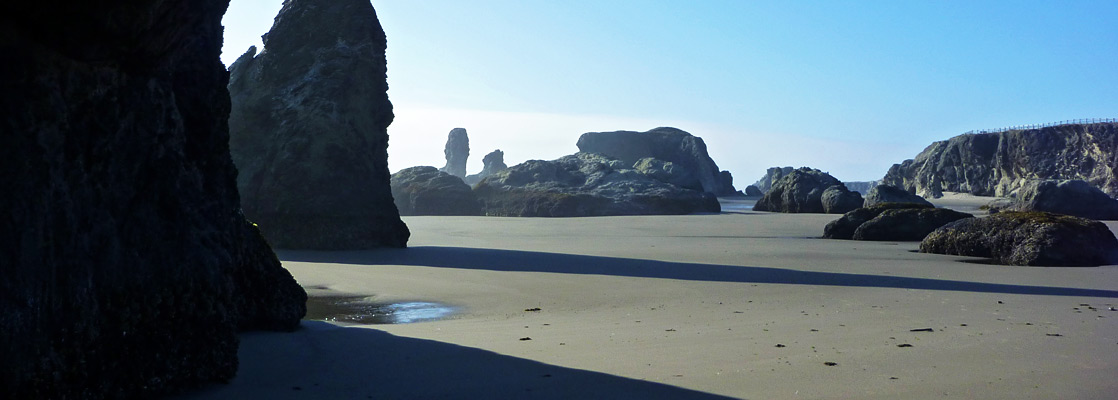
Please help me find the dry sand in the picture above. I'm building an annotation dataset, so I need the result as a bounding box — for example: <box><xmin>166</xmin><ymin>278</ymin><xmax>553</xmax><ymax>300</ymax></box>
<box><xmin>180</xmin><ymin>196</ymin><xmax>1118</xmax><ymax>399</ymax></box>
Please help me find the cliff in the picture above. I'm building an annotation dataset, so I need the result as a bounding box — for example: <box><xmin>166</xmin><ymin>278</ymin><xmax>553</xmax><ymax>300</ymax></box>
<box><xmin>882</xmin><ymin>123</ymin><xmax>1118</xmax><ymax>198</ymax></box>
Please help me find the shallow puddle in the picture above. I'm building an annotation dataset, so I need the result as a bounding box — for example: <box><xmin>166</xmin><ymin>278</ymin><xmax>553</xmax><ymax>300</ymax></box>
<box><xmin>305</xmin><ymin>296</ymin><xmax>455</xmax><ymax>324</ymax></box>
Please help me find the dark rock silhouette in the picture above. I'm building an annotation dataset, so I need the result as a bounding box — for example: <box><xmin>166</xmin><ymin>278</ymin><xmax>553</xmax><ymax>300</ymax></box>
<box><xmin>632</xmin><ymin>157</ymin><xmax>703</xmax><ymax>191</ymax></box>
<box><xmin>0</xmin><ymin>0</ymin><xmax>305</xmax><ymax>397</ymax></box>
<box><xmin>753</xmin><ymin>166</ymin><xmax>795</xmax><ymax>194</ymax></box>
<box><xmin>825</xmin><ymin>203</ymin><xmax>935</xmax><ymax>240</ymax></box>
<box><xmin>464</xmin><ymin>149</ymin><xmax>508</xmax><ymax>185</ymax></box>
<box><xmin>882</xmin><ymin>123</ymin><xmax>1118</xmax><ymax>198</ymax></box>
<box><xmin>228</xmin><ymin>0</ymin><xmax>408</xmax><ymax>249</ymax></box>
<box><xmin>745</xmin><ymin>185</ymin><xmax>764</xmax><ymax>197</ymax></box>
<box><xmin>474</xmin><ymin>153</ymin><xmax>720</xmax><ymax>217</ymax></box>
<box><xmin>921</xmin><ymin>212</ymin><xmax>1118</xmax><ymax>266</ymax></box>
<box><xmin>392</xmin><ymin>166</ymin><xmax>483</xmax><ymax>216</ymax></box>
<box><xmin>854</xmin><ymin>208</ymin><xmax>971</xmax><ymax>241</ymax></box>
<box><xmin>993</xmin><ymin>180</ymin><xmax>1118</xmax><ymax>220</ymax></box>
<box><xmin>440</xmin><ymin>128</ymin><xmax>470</xmax><ymax>178</ymax></box>
<box><xmin>863</xmin><ymin>184</ymin><xmax>933</xmax><ymax>208</ymax></box>
<box><xmin>752</xmin><ymin>168</ymin><xmax>857</xmax><ymax>213</ymax></box>
<box><xmin>576</xmin><ymin>127</ymin><xmax>737</xmax><ymax>195</ymax></box>
<box><xmin>820</xmin><ymin>186</ymin><xmax>865</xmax><ymax>214</ymax></box>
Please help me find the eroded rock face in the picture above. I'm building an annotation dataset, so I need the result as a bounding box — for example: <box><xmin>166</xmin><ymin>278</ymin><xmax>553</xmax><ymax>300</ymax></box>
<box><xmin>441</xmin><ymin>128</ymin><xmax>470</xmax><ymax>178</ymax></box>
<box><xmin>473</xmin><ymin>153</ymin><xmax>720</xmax><ymax>217</ymax></box>
<box><xmin>851</xmin><ymin>208</ymin><xmax>972</xmax><ymax>241</ymax></box>
<box><xmin>576</xmin><ymin>127</ymin><xmax>737</xmax><ymax>195</ymax></box>
<box><xmin>1003</xmin><ymin>180</ymin><xmax>1118</xmax><ymax>220</ymax></box>
<box><xmin>820</xmin><ymin>186</ymin><xmax>864</xmax><ymax>214</ymax></box>
<box><xmin>752</xmin><ymin>168</ymin><xmax>854</xmax><ymax>213</ymax></box>
<box><xmin>882</xmin><ymin>124</ymin><xmax>1118</xmax><ymax>198</ymax></box>
<box><xmin>824</xmin><ymin>203</ymin><xmax>935</xmax><ymax>240</ymax></box>
<box><xmin>863</xmin><ymin>184</ymin><xmax>932</xmax><ymax>208</ymax></box>
<box><xmin>745</xmin><ymin>185</ymin><xmax>764</xmax><ymax>197</ymax></box>
<box><xmin>228</xmin><ymin>0</ymin><xmax>409</xmax><ymax>249</ymax></box>
<box><xmin>0</xmin><ymin>0</ymin><xmax>305</xmax><ymax>397</ymax></box>
<box><xmin>464</xmin><ymin>149</ymin><xmax>508</xmax><ymax>185</ymax></box>
<box><xmin>920</xmin><ymin>211</ymin><xmax>1118</xmax><ymax>266</ymax></box>
<box><xmin>753</xmin><ymin>166</ymin><xmax>794</xmax><ymax>194</ymax></box>
<box><xmin>391</xmin><ymin>166</ymin><xmax>482</xmax><ymax>216</ymax></box>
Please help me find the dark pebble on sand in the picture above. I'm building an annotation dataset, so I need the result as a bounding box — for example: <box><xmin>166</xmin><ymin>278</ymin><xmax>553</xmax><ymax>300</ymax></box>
<box><xmin>525</xmin><ymin>307</ymin><xmax>542</xmax><ymax>312</ymax></box>
<box><xmin>824</xmin><ymin>362</ymin><xmax>838</xmax><ymax>366</ymax></box>
<box><xmin>897</xmin><ymin>344</ymin><xmax>913</xmax><ymax>348</ymax></box>
<box><xmin>1046</xmin><ymin>333</ymin><xmax>1063</xmax><ymax>337</ymax></box>
<box><xmin>775</xmin><ymin>344</ymin><xmax>786</xmax><ymax>348</ymax></box>
<box><xmin>910</xmin><ymin>328</ymin><xmax>934</xmax><ymax>332</ymax></box>
<box><xmin>520</xmin><ymin>337</ymin><xmax>532</xmax><ymax>341</ymax></box>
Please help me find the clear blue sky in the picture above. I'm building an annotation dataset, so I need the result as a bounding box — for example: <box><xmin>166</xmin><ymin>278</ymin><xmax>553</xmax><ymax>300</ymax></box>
<box><xmin>222</xmin><ymin>0</ymin><xmax>1118</xmax><ymax>182</ymax></box>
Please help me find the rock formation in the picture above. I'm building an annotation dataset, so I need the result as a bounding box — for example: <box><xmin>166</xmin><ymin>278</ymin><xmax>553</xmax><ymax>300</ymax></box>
<box><xmin>745</xmin><ymin>185</ymin><xmax>764</xmax><ymax>197</ymax></box>
<box><xmin>0</xmin><ymin>1</ymin><xmax>305</xmax><ymax>397</ymax></box>
<box><xmin>824</xmin><ymin>204</ymin><xmax>972</xmax><ymax>241</ymax></box>
<box><xmin>440</xmin><ymin>128</ymin><xmax>470</xmax><ymax>178</ymax></box>
<box><xmin>228</xmin><ymin>0</ymin><xmax>409</xmax><ymax>249</ymax></box>
<box><xmin>464</xmin><ymin>149</ymin><xmax>508</xmax><ymax>185</ymax></box>
<box><xmin>920</xmin><ymin>212</ymin><xmax>1118</xmax><ymax>266</ymax></box>
<box><xmin>752</xmin><ymin>166</ymin><xmax>795</xmax><ymax>194</ymax></box>
<box><xmin>752</xmin><ymin>168</ymin><xmax>860</xmax><ymax>213</ymax></box>
<box><xmin>473</xmin><ymin>153</ymin><xmax>721</xmax><ymax>217</ymax></box>
<box><xmin>863</xmin><ymin>184</ymin><xmax>933</xmax><ymax>208</ymax></box>
<box><xmin>576</xmin><ymin>127</ymin><xmax>738</xmax><ymax>195</ymax></box>
<box><xmin>843</xmin><ymin>180</ymin><xmax>880</xmax><ymax>194</ymax></box>
<box><xmin>993</xmin><ymin>180</ymin><xmax>1118</xmax><ymax>220</ymax></box>
<box><xmin>392</xmin><ymin>167</ymin><xmax>483</xmax><ymax>216</ymax></box>
<box><xmin>882</xmin><ymin>123</ymin><xmax>1118</xmax><ymax>198</ymax></box>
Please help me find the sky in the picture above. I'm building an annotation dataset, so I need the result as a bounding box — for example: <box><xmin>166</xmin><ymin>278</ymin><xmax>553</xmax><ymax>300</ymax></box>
<box><xmin>222</xmin><ymin>0</ymin><xmax>1118</xmax><ymax>182</ymax></box>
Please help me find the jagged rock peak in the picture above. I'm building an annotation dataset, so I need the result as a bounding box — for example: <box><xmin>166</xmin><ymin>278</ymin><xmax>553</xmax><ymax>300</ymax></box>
<box><xmin>576</xmin><ymin>127</ymin><xmax>738</xmax><ymax>195</ymax></box>
<box><xmin>753</xmin><ymin>166</ymin><xmax>795</xmax><ymax>194</ymax></box>
<box><xmin>882</xmin><ymin>123</ymin><xmax>1118</xmax><ymax>198</ymax></box>
<box><xmin>228</xmin><ymin>0</ymin><xmax>409</xmax><ymax>249</ymax></box>
<box><xmin>441</xmin><ymin>128</ymin><xmax>470</xmax><ymax>178</ymax></box>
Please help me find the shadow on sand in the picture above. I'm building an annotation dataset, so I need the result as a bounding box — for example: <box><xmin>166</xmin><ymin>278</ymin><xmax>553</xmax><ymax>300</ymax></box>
<box><xmin>281</xmin><ymin>246</ymin><xmax>1118</xmax><ymax>299</ymax></box>
<box><xmin>177</xmin><ymin>321</ymin><xmax>733</xmax><ymax>400</ymax></box>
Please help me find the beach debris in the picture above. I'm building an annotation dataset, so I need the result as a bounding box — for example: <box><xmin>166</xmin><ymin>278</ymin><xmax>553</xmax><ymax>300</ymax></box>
<box><xmin>910</xmin><ymin>328</ymin><xmax>935</xmax><ymax>332</ymax></box>
<box><xmin>525</xmin><ymin>307</ymin><xmax>542</xmax><ymax>312</ymax></box>
<box><xmin>890</xmin><ymin>377</ymin><xmax>899</xmax><ymax>380</ymax></box>
<box><xmin>824</xmin><ymin>362</ymin><xmax>838</xmax><ymax>366</ymax></box>
<box><xmin>666</xmin><ymin>329</ymin><xmax>677</xmax><ymax>332</ymax></box>
<box><xmin>519</xmin><ymin>337</ymin><xmax>533</xmax><ymax>341</ymax></box>
<box><xmin>897</xmin><ymin>344</ymin><xmax>914</xmax><ymax>348</ymax></box>
<box><xmin>1046</xmin><ymin>333</ymin><xmax>1063</xmax><ymax>337</ymax></box>
<box><xmin>775</xmin><ymin>344</ymin><xmax>786</xmax><ymax>348</ymax></box>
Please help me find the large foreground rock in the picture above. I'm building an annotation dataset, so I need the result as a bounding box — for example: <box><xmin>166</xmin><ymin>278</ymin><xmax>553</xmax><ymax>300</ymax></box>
<box><xmin>228</xmin><ymin>0</ymin><xmax>408</xmax><ymax>249</ymax></box>
<box><xmin>882</xmin><ymin>123</ymin><xmax>1118</xmax><ymax>198</ymax></box>
<box><xmin>852</xmin><ymin>207</ymin><xmax>971</xmax><ymax>241</ymax></box>
<box><xmin>392</xmin><ymin>166</ymin><xmax>482</xmax><ymax>216</ymax></box>
<box><xmin>0</xmin><ymin>1</ymin><xmax>305</xmax><ymax>397</ymax></box>
<box><xmin>576</xmin><ymin>127</ymin><xmax>738</xmax><ymax>195</ymax></box>
<box><xmin>753</xmin><ymin>168</ymin><xmax>860</xmax><ymax>213</ymax></box>
<box><xmin>863</xmin><ymin>184</ymin><xmax>933</xmax><ymax>208</ymax></box>
<box><xmin>920</xmin><ymin>212</ymin><xmax>1118</xmax><ymax>266</ymax></box>
<box><xmin>474</xmin><ymin>153</ymin><xmax>720</xmax><ymax>217</ymax></box>
<box><xmin>441</xmin><ymin>128</ymin><xmax>470</xmax><ymax>178</ymax></box>
<box><xmin>824</xmin><ymin>203</ymin><xmax>935</xmax><ymax>240</ymax></box>
<box><xmin>1003</xmin><ymin>180</ymin><xmax>1118</xmax><ymax>220</ymax></box>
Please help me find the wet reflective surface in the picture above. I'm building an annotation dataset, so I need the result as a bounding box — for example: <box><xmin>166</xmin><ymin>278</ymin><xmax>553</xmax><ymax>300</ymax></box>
<box><xmin>305</xmin><ymin>296</ymin><xmax>456</xmax><ymax>324</ymax></box>
<box><xmin>718</xmin><ymin>199</ymin><xmax>757</xmax><ymax>213</ymax></box>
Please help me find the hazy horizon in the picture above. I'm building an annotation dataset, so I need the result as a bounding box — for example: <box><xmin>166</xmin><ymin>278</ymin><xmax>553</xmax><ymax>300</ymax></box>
<box><xmin>221</xmin><ymin>0</ymin><xmax>1118</xmax><ymax>183</ymax></box>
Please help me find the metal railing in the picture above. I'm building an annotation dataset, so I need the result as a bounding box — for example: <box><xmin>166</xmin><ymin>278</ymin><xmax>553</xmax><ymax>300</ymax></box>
<box><xmin>963</xmin><ymin>118</ymin><xmax>1117</xmax><ymax>135</ymax></box>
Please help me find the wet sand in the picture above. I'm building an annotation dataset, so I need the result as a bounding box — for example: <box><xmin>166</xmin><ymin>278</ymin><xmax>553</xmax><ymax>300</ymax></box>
<box><xmin>180</xmin><ymin>195</ymin><xmax>1118</xmax><ymax>399</ymax></box>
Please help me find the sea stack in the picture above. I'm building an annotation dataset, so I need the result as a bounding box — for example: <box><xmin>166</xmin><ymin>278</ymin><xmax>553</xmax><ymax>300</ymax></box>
<box><xmin>440</xmin><ymin>128</ymin><xmax>471</xmax><ymax>178</ymax></box>
<box><xmin>576</xmin><ymin>127</ymin><xmax>738</xmax><ymax>196</ymax></box>
<box><xmin>465</xmin><ymin>149</ymin><xmax>509</xmax><ymax>185</ymax></box>
<box><xmin>0</xmin><ymin>0</ymin><xmax>305</xmax><ymax>397</ymax></box>
<box><xmin>228</xmin><ymin>0</ymin><xmax>409</xmax><ymax>249</ymax></box>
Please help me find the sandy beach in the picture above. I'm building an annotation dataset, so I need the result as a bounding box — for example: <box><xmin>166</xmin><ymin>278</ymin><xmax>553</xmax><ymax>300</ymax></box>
<box><xmin>181</xmin><ymin>196</ymin><xmax>1118</xmax><ymax>399</ymax></box>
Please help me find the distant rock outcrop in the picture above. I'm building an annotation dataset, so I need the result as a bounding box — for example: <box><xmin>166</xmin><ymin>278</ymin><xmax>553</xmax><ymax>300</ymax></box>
<box><xmin>441</xmin><ymin>128</ymin><xmax>470</xmax><ymax>178</ymax></box>
<box><xmin>921</xmin><ymin>212</ymin><xmax>1118</xmax><ymax>266</ymax></box>
<box><xmin>843</xmin><ymin>180</ymin><xmax>880</xmax><ymax>194</ymax></box>
<box><xmin>1</xmin><ymin>1</ymin><xmax>305</xmax><ymax>397</ymax></box>
<box><xmin>753</xmin><ymin>166</ymin><xmax>795</xmax><ymax>194</ymax></box>
<box><xmin>882</xmin><ymin>123</ymin><xmax>1118</xmax><ymax>198</ymax></box>
<box><xmin>825</xmin><ymin>203</ymin><xmax>934</xmax><ymax>240</ymax></box>
<box><xmin>391</xmin><ymin>167</ymin><xmax>482</xmax><ymax>216</ymax></box>
<box><xmin>576</xmin><ymin>127</ymin><xmax>738</xmax><ymax>195</ymax></box>
<box><xmin>863</xmin><ymin>185</ymin><xmax>933</xmax><ymax>208</ymax></box>
<box><xmin>994</xmin><ymin>180</ymin><xmax>1118</xmax><ymax>220</ymax></box>
<box><xmin>228</xmin><ymin>0</ymin><xmax>409</xmax><ymax>249</ymax></box>
<box><xmin>473</xmin><ymin>153</ymin><xmax>721</xmax><ymax>217</ymax></box>
<box><xmin>745</xmin><ymin>185</ymin><xmax>764</xmax><ymax>197</ymax></box>
<box><xmin>752</xmin><ymin>168</ymin><xmax>860</xmax><ymax>213</ymax></box>
<box><xmin>464</xmin><ymin>149</ymin><xmax>508</xmax><ymax>185</ymax></box>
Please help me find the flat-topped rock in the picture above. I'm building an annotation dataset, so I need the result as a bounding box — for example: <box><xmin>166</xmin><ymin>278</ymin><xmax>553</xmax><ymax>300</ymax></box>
<box><xmin>863</xmin><ymin>184</ymin><xmax>933</xmax><ymax>208</ymax></box>
<box><xmin>920</xmin><ymin>211</ymin><xmax>1118</xmax><ymax>266</ymax></box>
<box><xmin>392</xmin><ymin>166</ymin><xmax>482</xmax><ymax>216</ymax></box>
<box><xmin>576</xmin><ymin>127</ymin><xmax>737</xmax><ymax>195</ymax></box>
<box><xmin>753</xmin><ymin>167</ymin><xmax>858</xmax><ymax>213</ymax></box>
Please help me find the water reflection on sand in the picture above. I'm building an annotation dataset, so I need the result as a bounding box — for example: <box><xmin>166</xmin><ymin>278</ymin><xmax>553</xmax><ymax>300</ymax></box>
<box><xmin>305</xmin><ymin>296</ymin><xmax>456</xmax><ymax>324</ymax></box>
